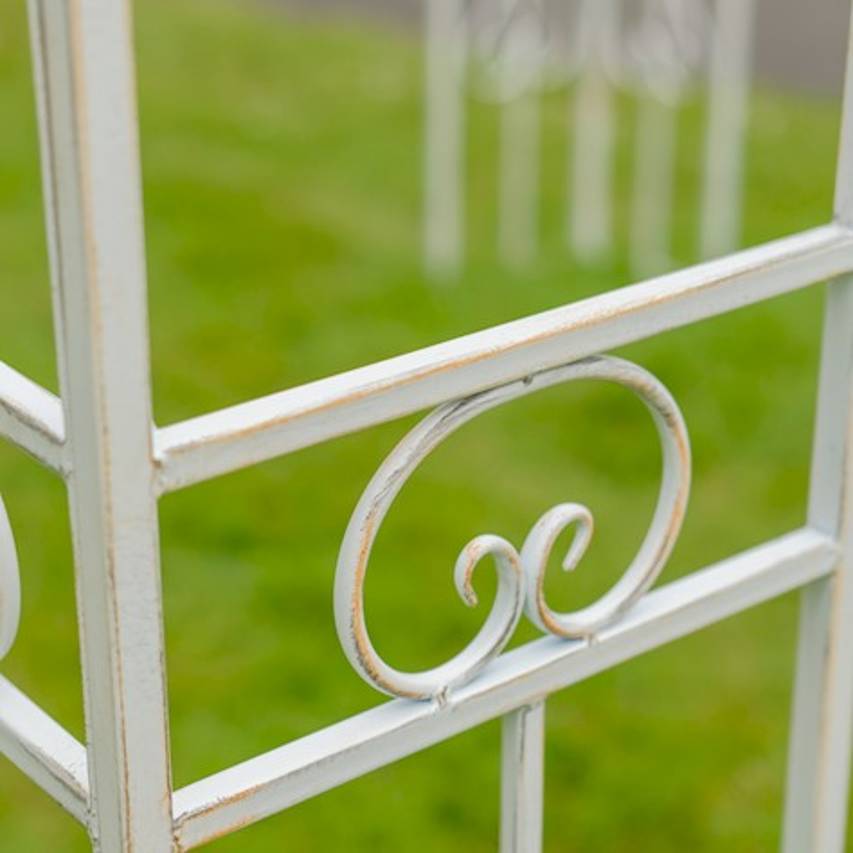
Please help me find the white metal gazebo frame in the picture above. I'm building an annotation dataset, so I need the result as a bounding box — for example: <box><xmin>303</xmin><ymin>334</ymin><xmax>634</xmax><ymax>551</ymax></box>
<box><xmin>2</xmin><ymin>1</ymin><xmax>853</xmax><ymax>850</ymax></box>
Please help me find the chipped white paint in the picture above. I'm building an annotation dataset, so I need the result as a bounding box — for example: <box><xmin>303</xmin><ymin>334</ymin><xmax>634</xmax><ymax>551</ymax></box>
<box><xmin>173</xmin><ymin>530</ymin><xmax>838</xmax><ymax>849</ymax></box>
<box><xmin>335</xmin><ymin>356</ymin><xmax>690</xmax><ymax>701</ymax></box>
<box><xmin>0</xmin><ymin>676</ymin><xmax>88</xmax><ymax>824</ymax></box>
<box><xmin>155</xmin><ymin>223</ymin><xmax>853</xmax><ymax>493</ymax></box>
<box><xmin>0</xmin><ymin>1</ymin><xmax>849</xmax><ymax>851</ymax></box>
<box><xmin>27</xmin><ymin>0</ymin><xmax>174</xmax><ymax>849</ymax></box>
<box><xmin>783</xmin><ymin>11</ymin><xmax>853</xmax><ymax>849</ymax></box>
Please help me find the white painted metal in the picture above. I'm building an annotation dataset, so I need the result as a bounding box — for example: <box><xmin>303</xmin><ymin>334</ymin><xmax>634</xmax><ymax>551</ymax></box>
<box><xmin>0</xmin><ymin>1</ymin><xmax>849</xmax><ymax>850</ymax></box>
<box><xmin>0</xmin><ymin>498</ymin><xmax>21</xmax><ymax>662</ymax></box>
<box><xmin>27</xmin><ymin>0</ymin><xmax>174</xmax><ymax>849</ymax></box>
<box><xmin>0</xmin><ymin>362</ymin><xmax>65</xmax><ymax>473</ymax></box>
<box><xmin>335</xmin><ymin>356</ymin><xmax>689</xmax><ymax>700</ymax></box>
<box><xmin>782</xmin><ymin>280</ymin><xmax>853</xmax><ymax>852</ymax></box>
<box><xmin>155</xmin><ymin>223</ymin><xmax>853</xmax><ymax>492</ymax></box>
<box><xmin>173</xmin><ymin>529</ymin><xmax>836</xmax><ymax>849</ymax></box>
<box><xmin>782</xmin><ymin>21</ymin><xmax>853</xmax><ymax>844</ymax></box>
<box><xmin>0</xmin><ymin>676</ymin><xmax>89</xmax><ymax>824</ymax></box>
<box><xmin>500</xmin><ymin>702</ymin><xmax>545</xmax><ymax>853</ymax></box>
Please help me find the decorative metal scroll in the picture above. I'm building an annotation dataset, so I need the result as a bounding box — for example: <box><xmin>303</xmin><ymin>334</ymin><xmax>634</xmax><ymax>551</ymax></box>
<box><xmin>335</xmin><ymin>356</ymin><xmax>691</xmax><ymax>701</ymax></box>
<box><xmin>0</xmin><ymin>497</ymin><xmax>21</xmax><ymax>660</ymax></box>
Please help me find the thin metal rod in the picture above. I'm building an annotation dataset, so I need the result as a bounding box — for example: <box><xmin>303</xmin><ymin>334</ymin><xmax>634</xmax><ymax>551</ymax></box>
<box><xmin>172</xmin><ymin>528</ymin><xmax>836</xmax><ymax>850</ymax></box>
<box><xmin>501</xmin><ymin>702</ymin><xmax>545</xmax><ymax>853</ymax></box>
<box><xmin>424</xmin><ymin>0</ymin><xmax>466</xmax><ymax>279</ymax></box>
<box><xmin>0</xmin><ymin>360</ymin><xmax>65</xmax><ymax>474</ymax></box>
<box><xmin>699</xmin><ymin>0</ymin><xmax>756</xmax><ymax>260</ymax></box>
<box><xmin>155</xmin><ymin>223</ymin><xmax>853</xmax><ymax>492</ymax></box>
<box><xmin>783</xmin><ymin>8</ymin><xmax>853</xmax><ymax>850</ymax></box>
<box><xmin>27</xmin><ymin>0</ymin><xmax>174</xmax><ymax>849</ymax></box>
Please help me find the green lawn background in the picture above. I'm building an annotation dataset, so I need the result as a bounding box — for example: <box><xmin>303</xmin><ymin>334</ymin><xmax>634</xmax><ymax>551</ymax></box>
<box><xmin>0</xmin><ymin>0</ymin><xmax>849</xmax><ymax>849</ymax></box>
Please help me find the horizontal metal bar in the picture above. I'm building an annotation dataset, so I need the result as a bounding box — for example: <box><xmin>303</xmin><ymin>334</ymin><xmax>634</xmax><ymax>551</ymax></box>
<box><xmin>173</xmin><ymin>527</ymin><xmax>837</xmax><ymax>849</ymax></box>
<box><xmin>0</xmin><ymin>361</ymin><xmax>65</xmax><ymax>474</ymax></box>
<box><xmin>0</xmin><ymin>676</ymin><xmax>89</xmax><ymax>824</ymax></box>
<box><xmin>155</xmin><ymin>223</ymin><xmax>853</xmax><ymax>493</ymax></box>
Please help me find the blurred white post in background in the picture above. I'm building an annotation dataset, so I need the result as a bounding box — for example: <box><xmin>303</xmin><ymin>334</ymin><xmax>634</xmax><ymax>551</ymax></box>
<box><xmin>700</xmin><ymin>0</ymin><xmax>756</xmax><ymax>259</ymax></box>
<box><xmin>424</xmin><ymin>0</ymin><xmax>467</xmax><ymax>279</ymax></box>
<box><xmin>629</xmin><ymin>0</ymin><xmax>708</xmax><ymax>277</ymax></box>
<box><xmin>497</xmin><ymin>0</ymin><xmax>544</xmax><ymax>268</ymax></box>
<box><xmin>630</xmin><ymin>94</ymin><xmax>677</xmax><ymax>276</ymax></box>
<box><xmin>423</xmin><ymin>0</ymin><xmax>754</xmax><ymax>279</ymax></box>
<box><xmin>569</xmin><ymin>0</ymin><xmax>620</xmax><ymax>262</ymax></box>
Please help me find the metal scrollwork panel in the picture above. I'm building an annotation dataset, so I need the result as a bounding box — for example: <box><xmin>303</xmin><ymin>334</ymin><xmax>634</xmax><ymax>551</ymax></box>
<box><xmin>335</xmin><ymin>356</ymin><xmax>691</xmax><ymax>701</ymax></box>
<box><xmin>0</xmin><ymin>497</ymin><xmax>21</xmax><ymax>660</ymax></box>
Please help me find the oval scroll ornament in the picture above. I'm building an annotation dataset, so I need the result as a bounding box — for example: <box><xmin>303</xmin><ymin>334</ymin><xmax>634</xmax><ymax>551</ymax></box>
<box><xmin>0</xmin><ymin>497</ymin><xmax>21</xmax><ymax>661</ymax></box>
<box><xmin>334</xmin><ymin>356</ymin><xmax>691</xmax><ymax>702</ymax></box>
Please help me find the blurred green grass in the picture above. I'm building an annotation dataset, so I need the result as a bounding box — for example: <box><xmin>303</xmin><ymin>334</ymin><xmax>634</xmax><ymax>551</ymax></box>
<box><xmin>0</xmin><ymin>0</ymin><xmax>849</xmax><ymax>849</ymax></box>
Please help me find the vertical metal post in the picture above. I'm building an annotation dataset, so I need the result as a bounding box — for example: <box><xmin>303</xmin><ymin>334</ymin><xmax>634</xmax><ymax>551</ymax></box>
<box><xmin>27</xmin><ymin>1</ymin><xmax>174</xmax><ymax>850</ymax></box>
<box><xmin>424</xmin><ymin>0</ymin><xmax>467</xmax><ymax>279</ymax></box>
<box><xmin>500</xmin><ymin>702</ymin><xmax>545</xmax><ymax>853</ymax></box>
<box><xmin>699</xmin><ymin>0</ymin><xmax>755</xmax><ymax>260</ymax></box>
<box><xmin>783</xmin><ymin>12</ymin><xmax>853</xmax><ymax>851</ymax></box>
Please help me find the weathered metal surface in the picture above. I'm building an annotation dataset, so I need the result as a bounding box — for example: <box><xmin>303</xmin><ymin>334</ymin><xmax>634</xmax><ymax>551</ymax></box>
<box><xmin>155</xmin><ymin>223</ymin><xmax>853</xmax><ymax>493</ymax></box>
<box><xmin>27</xmin><ymin>0</ymin><xmax>175</xmax><ymax>848</ymax></box>
<box><xmin>0</xmin><ymin>361</ymin><xmax>65</xmax><ymax>474</ymax></box>
<box><xmin>173</xmin><ymin>529</ymin><xmax>837</xmax><ymax>849</ymax></box>
<box><xmin>335</xmin><ymin>356</ymin><xmax>690</xmax><ymax>700</ymax></box>
<box><xmin>501</xmin><ymin>702</ymin><xmax>545</xmax><ymax>853</ymax></box>
<box><xmin>782</xmin><ymin>11</ymin><xmax>853</xmax><ymax>851</ymax></box>
<box><xmin>0</xmin><ymin>1</ymin><xmax>849</xmax><ymax>850</ymax></box>
<box><xmin>0</xmin><ymin>676</ymin><xmax>89</xmax><ymax>824</ymax></box>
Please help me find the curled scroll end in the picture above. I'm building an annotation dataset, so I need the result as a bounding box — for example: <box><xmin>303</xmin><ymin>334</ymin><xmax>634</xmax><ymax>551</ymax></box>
<box><xmin>520</xmin><ymin>503</ymin><xmax>594</xmax><ymax>634</ymax></box>
<box><xmin>453</xmin><ymin>533</ymin><xmax>522</xmax><ymax>610</ymax></box>
<box><xmin>0</xmin><ymin>497</ymin><xmax>21</xmax><ymax>661</ymax></box>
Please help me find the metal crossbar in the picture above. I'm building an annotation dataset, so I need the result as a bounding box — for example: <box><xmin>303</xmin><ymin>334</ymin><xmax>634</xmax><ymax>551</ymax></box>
<box><xmin>1</xmin><ymin>0</ymin><xmax>852</xmax><ymax>850</ymax></box>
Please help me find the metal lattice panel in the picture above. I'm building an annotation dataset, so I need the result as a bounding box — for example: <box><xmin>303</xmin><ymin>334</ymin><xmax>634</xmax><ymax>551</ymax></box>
<box><xmin>1</xmin><ymin>0</ymin><xmax>852</xmax><ymax>850</ymax></box>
